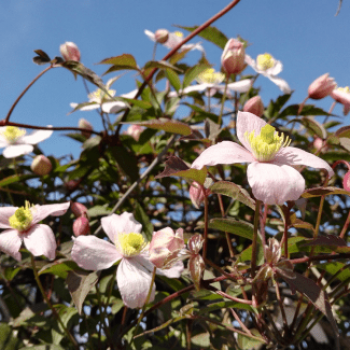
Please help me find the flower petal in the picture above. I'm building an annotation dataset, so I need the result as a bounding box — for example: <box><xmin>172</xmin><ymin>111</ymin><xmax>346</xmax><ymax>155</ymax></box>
<box><xmin>0</xmin><ymin>207</ymin><xmax>17</xmax><ymax>228</ymax></box>
<box><xmin>117</xmin><ymin>257</ymin><xmax>155</xmax><ymax>309</ymax></box>
<box><xmin>237</xmin><ymin>111</ymin><xmax>267</xmax><ymax>152</ymax></box>
<box><xmin>267</xmin><ymin>60</ymin><xmax>283</xmax><ymax>76</ymax></box>
<box><xmin>0</xmin><ymin>229</ymin><xmax>22</xmax><ymax>261</ymax></box>
<box><xmin>182</xmin><ymin>43</ymin><xmax>205</xmax><ymax>53</ymax></box>
<box><xmin>20</xmin><ymin>128</ymin><xmax>53</xmax><ymax>145</ymax></box>
<box><xmin>71</xmin><ymin>235</ymin><xmax>122</xmax><ymax>270</ymax></box>
<box><xmin>247</xmin><ymin>162</ymin><xmax>305</xmax><ymax>205</ymax></box>
<box><xmin>156</xmin><ymin>260</ymin><xmax>184</xmax><ymax>278</ymax></box>
<box><xmin>212</xmin><ymin>79</ymin><xmax>252</xmax><ymax>95</ymax></box>
<box><xmin>101</xmin><ymin>101</ymin><xmax>127</xmax><ymax>114</ymax></box>
<box><xmin>0</xmin><ymin>135</ymin><xmax>9</xmax><ymax>148</ymax></box>
<box><xmin>278</xmin><ymin>147</ymin><xmax>334</xmax><ymax>178</ymax></box>
<box><xmin>192</xmin><ymin>141</ymin><xmax>253</xmax><ymax>170</ymax></box>
<box><xmin>102</xmin><ymin>212</ymin><xmax>142</xmax><ymax>244</ymax></box>
<box><xmin>31</xmin><ymin>202</ymin><xmax>70</xmax><ymax>224</ymax></box>
<box><xmin>267</xmin><ymin>75</ymin><xmax>292</xmax><ymax>94</ymax></box>
<box><xmin>23</xmin><ymin>224</ymin><xmax>56</xmax><ymax>260</ymax></box>
<box><xmin>3</xmin><ymin>144</ymin><xmax>33</xmax><ymax>158</ymax></box>
<box><xmin>144</xmin><ymin>29</ymin><xmax>156</xmax><ymax>42</ymax></box>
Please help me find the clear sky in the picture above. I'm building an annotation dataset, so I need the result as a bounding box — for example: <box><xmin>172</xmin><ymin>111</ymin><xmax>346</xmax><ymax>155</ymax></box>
<box><xmin>0</xmin><ymin>1</ymin><xmax>349</xmax><ymax>159</ymax></box>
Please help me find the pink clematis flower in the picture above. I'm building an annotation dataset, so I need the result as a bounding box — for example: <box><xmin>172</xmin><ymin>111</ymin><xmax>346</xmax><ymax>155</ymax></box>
<box><xmin>0</xmin><ymin>126</ymin><xmax>53</xmax><ymax>158</ymax></box>
<box><xmin>331</xmin><ymin>86</ymin><xmax>350</xmax><ymax>116</ymax></box>
<box><xmin>245</xmin><ymin>53</ymin><xmax>291</xmax><ymax>94</ymax></box>
<box><xmin>192</xmin><ymin>111</ymin><xmax>334</xmax><ymax>205</ymax></box>
<box><xmin>71</xmin><ymin>212</ymin><xmax>183</xmax><ymax>309</ymax></box>
<box><xmin>0</xmin><ymin>202</ymin><xmax>70</xmax><ymax>261</ymax></box>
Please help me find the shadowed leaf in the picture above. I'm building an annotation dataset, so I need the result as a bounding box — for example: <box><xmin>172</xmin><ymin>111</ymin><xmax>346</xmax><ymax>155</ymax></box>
<box><xmin>302</xmin><ymin>186</ymin><xmax>350</xmax><ymax>198</ymax></box>
<box><xmin>131</xmin><ymin>118</ymin><xmax>192</xmax><ymax>136</ymax></box>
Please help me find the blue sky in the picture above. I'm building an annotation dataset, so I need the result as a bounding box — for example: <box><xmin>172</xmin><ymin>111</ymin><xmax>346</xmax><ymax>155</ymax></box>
<box><xmin>0</xmin><ymin>1</ymin><xmax>349</xmax><ymax>159</ymax></box>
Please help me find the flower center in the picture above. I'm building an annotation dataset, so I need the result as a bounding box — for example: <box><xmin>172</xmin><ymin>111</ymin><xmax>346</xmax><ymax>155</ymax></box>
<box><xmin>174</xmin><ymin>31</ymin><xmax>183</xmax><ymax>38</ymax></box>
<box><xmin>245</xmin><ymin>124</ymin><xmax>291</xmax><ymax>162</ymax></box>
<box><xmin>336</xmin><ymin>86</ymin><xmax>350</xmax><ymax>94</ymax></box>
<box><xmin>197</xmin><ymin>68</ymin><xmax>225</xmax><ymax>85</ymax></box>
<box><xmin>88</xmin><ymin>88</ymin><xmax>116</xmax><ymax>103</ymax></box>
<box><xmin>256</xmin><ymin>53</ymin><xmax>275</xmax><ymax>71</ymax></box>
<box><xmin>2</xmin><ymin>126</ymin><xmax>26</xmax><ymax>143</ymax></box>
<box><xmin>118</xmin><ymin>232</ymin><xmax>146</xmax><ymax>257</ymax></box>
<box><xmin>9</xmin><ymin>201</ymin><xmax>33</xmax><ymax>232</ymax></box>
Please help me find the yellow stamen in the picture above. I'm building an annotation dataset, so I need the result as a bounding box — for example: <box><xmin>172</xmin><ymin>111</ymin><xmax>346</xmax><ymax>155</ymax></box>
<box><xmin>2</xmin><ymin>126</ymin><xmax>26</xmax><ymax>143</ymax></box>
<box><xmin>246</xmin><ymin>124</ymin><xmax>291</xmax><ymax>162</ymax></box>
<box><xmin>336</xmin><ymin>86</ymin><xmax>350</xmax><ymax>94</ymax></box>
<box><xmin>174</xmin><ymin>31</ymin><xmax>183</xmax><ymax>38</ymax></box>
<box><xmin>256</xmin><ymin>53</ymin><xmax>275</xmax><ymax>71</ymax></box>
<box><xmin>88</xmin><ymin>88</ymin><xmax>116</xmax><ymax>103</ymax></box>
<box><xmin>118</xmin><ymin>232</ymin><xmax>146</xmax><ymax>257</ymax></box>
<box><xmin>9</xmin><ymin>201</ymin><xmax>33</xmax><ymax>232</ymax></box>
<box><xmin>197</xmin><ymin>68</ymin><xmax>225</xmax><ymax>85</ymax></box>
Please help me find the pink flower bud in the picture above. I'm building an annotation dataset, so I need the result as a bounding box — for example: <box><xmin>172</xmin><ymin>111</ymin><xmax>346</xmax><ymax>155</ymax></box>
<box><xmin>73</xmin><ymin>216</ymin><xmax>90</xmax><ymax>237</ymax></box>
<box><xmin>343</xmin><ymin>171</ymin><xmax>350</xmax><ymax>191</ymax></box>
<box><xmin>155</xmin><ymin>29</ymin><xmax>169</xmax><ymax>44</ymax></box>
<box><xmin>243</xmin><ymin>96</ymin><xmax>264</xmax><ymax>117</ymax></box>
<box><xmin>30</xmin><ymin>155</ymin><xmax>52</xmax><ymax>176</ymax></box>
<box><xmin>189</xmin><ymin>182</ymin><xmax>210</xmax><ymax>209</ymax></box>
<box><xmin>188</xmin><ymin>234</ymin><xmax>204</xmax><ymax>254</ymax></box>
<box><xmin>78</xmin><ymin>118</ymin><xmax>93</xmax><ymax>138</ymax></box>
<box><xmin>60</xmin><ymin>42</ymin><xmax>81</xmax><ymax>62</ymax></box>
<box><xmin>125</xmin><ymin>124</ymin><xmax>143</xmax><ymax>141</ymax></box>
<box><xmin>189</xmin><ymin>254</ymin><xmax>205</xmax><ymax>291</ymax></box>
<box><xmin>221</xmin><ymin>38</ymin><xmax>246</xmax><ymax>75</ymax></box>
<box><xmin>64</xmin><ymin>180</ymin><xmax>79</xmax><ymax>191</ymax></box>
<box><xmin>265</xmin><ymin>238</ymin><xmax>281</xmax><ymax>265</ymax></box>
<box><xmin>149</xmin><ymin>227</ymin><xmax>184</xmax><ymax>268</ymax></box>
<box><xmin>70</xmin><ymin>201</ymin><xmax>88</xmax><ymax>218</ymax></box>
<box><xmin>308</xmin><ymin>73</ymin><xmax>336</xmax><ymax>100</ymax></box>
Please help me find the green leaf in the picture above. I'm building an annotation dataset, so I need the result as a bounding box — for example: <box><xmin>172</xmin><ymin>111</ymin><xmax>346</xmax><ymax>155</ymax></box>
<box><xmin>39</xmin><ymin>260</ymin><xmax>79</xmax><ymax>279</ymax></box>
<box><xmin>144</xmin><ymin>60</ymin><xmax>183</xmax><ymax>73</ymax></box>
<box><xmin>296</xmin><ymin>117</ymin><xmax>327</xmax><ymax>138</ymax></box>
<box><xmin>210</xmin><ymin>181</ymin><xmax>255</xmax><ymax>210</ymax></box>
<box><xmin>99</xmin><ymin>54</ymin><xmax>138</xmax><ymax>74</ymax></box>
<box><xmin>183</xmin><ymin>65</ymin><xmax>210</xmax><ymax>88</ymax></box>
<box><xmin>133</xmin><ymin>118</ymin><xmax>192</xmax><ymax>136</ymax></box>
<box><xmin>265</xmin><ymin>94</ymin><xmax>292</xmax><ymax>119</ymax></box>
<box><xmin>166</xmin><ymin>69</ymin><xmax>181</xmax><ymax>92</ymax></box>
<box><xmin>13</xmin><ymin>303</ymin><xmax>47</xmax><ymax>327</ymax></box>
<box><xmin>0</xmin><ymin>174</ymin><xmax>35</xmax><ymax>187</ymax></box>
<box><xmin>179</xmin><ymin>25</ymin><xmax>228</xmax><ymax>49</ymax></box>
<box><xmin>87</xmin><ymin>205</ymin><xmax>111</xmax><ymax>218</ymax></box>
<box><xmin>197</xmin><ymin>300</ymin><xmax>253</xmax><ymax>315</ymax></box>
<box><xmin>82</xmin><ymin>135</ymin><xmax>101</xmax><ymax>150</ymax></box>
<box><xmin>19</xmin><ymin>346</ymin><xmax>64</xmax><ymax>350</ymax></box>
<box><xmin>302</xmin><ymin>186</ymin><xmax>350</xmax><ymax>198</ymax></box>
<box><xmin>237</xmin><ymin>330</ymin><xmax>265</xmax><ymax>350</ymax></box>
<box><xmin>335</xmin><ymin>125</ymin><xmax>350</xmax><ymax>138</ymax></box>
<box><xmin>52</xmin><ymin>306</ymin><xmax>79</xmax><ymax>345</ymax></box>
<box><xmin>134</xmin><ymin>202</ymin><xmax>153</xmax><ymax>241</ymax></box>
<box><xmin>191</xmin><ymin>333</ymin><xmax>210</xmax><ymax>347</ymax></box>
<box><xmin>66</xmin><ymin>270</ymin><xmax>100</xmax><ymax>315</ymax></box>
<box><xmin>0</xmin><ymin>323</ymin><xmax>23</xmax><ymax>349</ymax></box>
<box><xmin>317</xmin><ymin>262</ymin><xmax>350</xmax><ymax>282</ymax></box>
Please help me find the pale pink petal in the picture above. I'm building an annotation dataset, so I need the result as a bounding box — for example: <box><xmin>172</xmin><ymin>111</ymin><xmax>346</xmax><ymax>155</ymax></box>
<box><xmin>102</xmin><ymin>213</ymin><xmax>142</xmax><ymax>245</ymax></box>
<box><xmin>144</xmin><ymin>29</ymin><xmax>156</xmax><ymax>42</ymax></box>
<box><xmin>117</xmin><ymin>257</ymin><xmax>155</xmax><ymax>309</ymax></box>
<box><xmin>20</xmin><ymin>129</ymin><xmax>53</xmax><ymax>145</ymax></box>
<box><xmin>244</xmin><ymin>54</ymin><xmax>257</xmax><ymax>70</ymax></box>
<box><xmin>23</xmin><ymin>224</ymin><xmax>56</xmax><ymax>260</ymax></box>
<box><xmin>31</xmin><ymin>202</ymin><xmax>70</xmax><ymax>224</ymax></box>
<box><xmin>0</xmin><ymin>207</ymin><xmax>17</xmax><ymax>228</ymax></box>
<box><xmin>71</xmin><ymin>236</ymin><xmax>122</xmax><ymax>270</ymax></box>
<box><xmin>247</xmin><ymin>162</ymin><xmax>305</xmax><ymax>205</ymax></box>
<box><xmin>3</xmin><ymin>144</ymin><xmax>33</xmax><ymax>158</ymax></box>
<box><xmin>332</xmin><ymin>90</ymin><xmax>350</xmax><ymax>105</ymax></box>
<box><xmin>267</xmin><ymin>60</ymin><xmax>283</xmax><ymax>76</ymax></box>
<box><xmin>278</xmin><ymin>147</ymin><xmax>334</xmax><ymax>178</ymax></box>
<box><xmin>236</xmin><ymin>111</ymin><xmax>267</xmax><ymax>152</ymax></box>
<box><xmin>79</xmin><ymin>104</ymin><xmax>100</xmax><ymax>111</ymax></box>
<box><xmin>121</xmin><ymin>89</ymin><xmax>138</xmax><ymax>99</ymax></box>
<box><xmin>101</xmin><ymin>101</ymin><xmax>127</xmax><ymax>114</ymax></box>
<box><xmin>0</xmin><ymin>229</ymin><xmax>22</xmax><ymax>261</ymax></box>
<box><xmin>0</xmin><ymin>135</ymin><xmax>9</xmax><ymax>147</ymax></box>
<box><xmin>182</xmin><ymin>83</ymin><xmax>209</xmax><ymax>94</ymax></box>
<box><xmin>182</xmin><ymin>43</ymin><xmax>205</xmax><ymax>53</ymax></box>
<box><xmin>192</xmin><ymin>141</ymin><xmax>254</xmax><ymax>170</ymax></box>
<box><xmin>267</xmin><ymin>75</ymin><xmax>292</xmax><ymax>94</ymax></box>
<box><xmin>156</xmin><ymin>260</ymin><xmax>184</xmax><ymax>278</ymax></box>
<box><xmin>227</xmin><ymin>79</ymin><xmax>252</xmax><ymax>93</ymax></box>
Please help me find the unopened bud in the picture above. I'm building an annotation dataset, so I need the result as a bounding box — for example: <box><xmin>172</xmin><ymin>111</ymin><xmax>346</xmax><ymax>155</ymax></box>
<box><xmin>343</xmin><ymin>171</ymin><xmax>350</xmax><ymax>191</ymax></box>
<box><xmin>64</xmin><ymin>180</ymin><xmax>79</xmax><ymax>191</ymax></box>
<box><xmin>78</xmin><ymin>118</ymin><xmax>93</xmax><ymax>138</ymax></box>
<box><xmin>189</xmin><ymin>254</ymin><xmax>205</xmax><ymax>291</ymax></box>
<box><xmin>313</xmin><ymin>138</ymin><xmax>328</xmax><ymax>153</ymax></box>
<box><xmin>155</xmin><ymin>29</ymin><xmax>169</xmax><ymax>44</ymax></box>
<box><xmin>60</xmin><ymin>42</ymin><xmax>81</xmax><ymax>62</ymax></box>
<box><xmin>125</xmin><ymin>124</ymin><xmax>143</xmax><ymax>141</ymax></box>
<box><xmin>30</xmin><ymin>155</ymin><xmax>52</xmax><ymax>176</ymax></box>
<box><xmin>243</xmin><ymin>96</ymin><xmax>264</xmax><ymax>117</ymax></box>
<box><xmin>70</xmin><ymin>201</ymin><xmax>88</xmax><ymax>218</ymax></box>
<box><xmin>189</xmin><ymin>182</ymin><xmax>210</xmax><ymax>209</ymax></box>
<box><xmin>221</xmin><ymin>38</ymin><xmax>246</xmax><ymax>75</ymax></box>
<box><xmin>308</xmin><ymin>73</ymin><xmax>336</xmax><ymax>100</ymax></box>
<box><xmin>73</xmin><ymin>216</ymin><xmax>90</xmax><ymax>237</ymax></box>
<box><xmin>188</xmin><ymin>234</ymin><xmax>204</xmax><ymax>254</ymax></box>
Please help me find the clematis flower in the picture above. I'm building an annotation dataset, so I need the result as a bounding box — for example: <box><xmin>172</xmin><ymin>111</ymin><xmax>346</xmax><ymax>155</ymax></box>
<box><xmin>331</xmin><ymin>86</ymin><xmax>350</xmax><ymax>116</ymax></box>
<box><xmin>0</xmin><ymin>201</ymin><xmax>70</xmax><ymax>261</ymax></box>
<box><xmin>168</xmin><ymin>68</ymin><xmax>252</xmax><ymax>98</ymax></box>
<box><xmin>308</xmin><ymin>73</ymin><xmax>336</xmax><ymax>100</ymax></box>
<box><xmin>191</xmin><ymin>111</ymin><xmax>334</xmax><ymax>205</ymax></box>
<box><xmin>0</xmin><ymin>126</ymin><xmax>53</xmax><ymax>158</ymax></box>
<box><xmin>145</xmin><ymin>29</ymin><xmax>204</xmax><ymax>53</ymax></box>
<box><xmin>245</xmin><ymin>53</ymin><xmax>291</xmax><ymax>94</ymax></box>
<box><xmin>71</xmin><ymin>212</ymin><xmax>183</xmax><ymax>309</ymax></box>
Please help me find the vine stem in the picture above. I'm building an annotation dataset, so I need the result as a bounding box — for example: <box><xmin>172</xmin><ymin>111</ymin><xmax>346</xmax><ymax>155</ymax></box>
<box><xmin>115</xmin><ymin>0</ymin><xmax>241</xmax><ymax>135</ymax></box>
<box><xmin>31</xmin><ymin>255</ymin><xmax>78</xmax><ymax>349</ymax></box>
<box><xmin>251</xmin><ymin>200</ymin><xmax>261</xmax><ymax>278</ymax></box>
<box><xmin>202</xmin><ymin>195</ymin><xmax>209</xmax><ymax>259</ymax></box>
<box><xmin>5</xmin><ymin>66</ymin><xmax>53</xmax><ymax>124</ymax></box>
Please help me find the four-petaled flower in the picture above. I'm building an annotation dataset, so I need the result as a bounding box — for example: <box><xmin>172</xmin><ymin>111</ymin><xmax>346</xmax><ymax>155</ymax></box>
<box><xmin>245</xmin><ymin>53</ymin><xmax>291</xmax><ymax>94</ymax></box>
<box><xmin>0</xmin><ymin>202</ymin><xmax>70</xmax><ymax>261</ymax></box>
<box><xmin>0</xmin><ymin>126</ymin><xmax>53</xmax><ymax>158</ymax></box>
<box><xmin>192</xmin><ymin>111</ymin><xmax>334</xmax><ymax>205</ymax></box>
<box><xmin>71</xmin><ymin>212</ymin><xmax>183</xmax><ymax>309</ymax></box>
